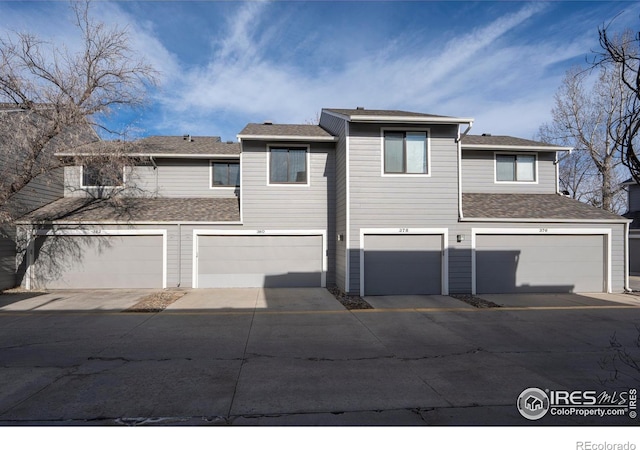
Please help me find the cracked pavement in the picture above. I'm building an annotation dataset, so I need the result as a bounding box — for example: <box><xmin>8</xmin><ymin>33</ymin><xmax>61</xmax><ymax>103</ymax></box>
<box><xmin>0</xmin><ymin>289</ymin><xmax>639</xmax><ymax>425</ymax></box>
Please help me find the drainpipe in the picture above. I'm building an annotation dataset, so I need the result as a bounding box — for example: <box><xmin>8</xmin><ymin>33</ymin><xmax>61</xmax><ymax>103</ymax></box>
<box><xmin>456</xmin><ymin>121</ymin><xmax>473</xmax><ymax>220</ymax></box>
<box><xmin>553</xmin><ymin>149</ymin><xmax>572</xmax><ymax>194</ymax></box>
<box><xmin>625</xmin><ymin>220</ymin><xmax>630</xmax><ymax>292</ymax></box>
<box><xmin>177</xmin><ymin>223</ymin><xmax>181</xmax><ymax>287</ymax></box>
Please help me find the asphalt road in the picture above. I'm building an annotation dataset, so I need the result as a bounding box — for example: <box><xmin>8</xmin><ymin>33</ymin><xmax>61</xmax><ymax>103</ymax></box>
<box><xmin>1</xmin><ymin>288</ymin><xmax>639</xmax><ymax>426</ymax></box>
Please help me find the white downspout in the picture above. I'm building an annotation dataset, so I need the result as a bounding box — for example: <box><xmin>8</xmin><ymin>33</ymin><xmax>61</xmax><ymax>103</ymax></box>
<box><xmin>456</xmin><ymin>121</ymin><xmax>473</xmax><ymax>219</ymax></box>
<box><xmin>625</xmin><ymin>220</ymin><xmax>630</xmax><ymax>292</ymax></box>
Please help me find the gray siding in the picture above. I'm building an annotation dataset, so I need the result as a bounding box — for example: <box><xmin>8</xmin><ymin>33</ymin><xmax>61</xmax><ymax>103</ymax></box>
<box><xmin>65</xmin><ymin>159</ymin><xmax>238</xmax><ymax>199</ymax></box>
<box><xmin>240</xmin><ymin>140</ymin><xmax>335</xmax><ymax>287</ymax></box>
<box><xmin>319</xmin><ymin>113</ymin><xmax>347</xmax><ymax>291</ymax></box>
<box><xmin>347</xmin><ymin>123</ymin><xmax>460</xmax><ymax>293</ymax></box>
<box><xmin>0</xmin><ymin>225</ymin><xmax>16</xmax><ymax>290</ymax></box>
<box><xmin>462</xmin><ymin>150</ymin><xmax>557</xmax><ymax>194</ymax></box>
<box><xmin>6</xmin><ymin>168</ymin><xmax>64</xmax><ymax>217</ymax></box>
<box><xmin>629</xmin><ymin>184</ymin><xmax>640</xmax><ymax>212</ymax></box>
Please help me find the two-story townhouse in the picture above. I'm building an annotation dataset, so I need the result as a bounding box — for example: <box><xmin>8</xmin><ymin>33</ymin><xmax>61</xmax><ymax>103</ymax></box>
<box><xmin>320</xmin><ymin>108</ymin><xmax>628</xmax><ymax>296</ymax></box>
<box><xmin>16</xmin><ymin>107</ymin><xmax>630</xmax><ymax>294</ymax></box>
<box><xmin>17</xmin><ymin>126</ymin><xmax>336</xmax><ymax>290</ymax></box>
<box><xmin>0</xmin><ymin>104</ymin><xmax>98</xmax><ymax>290</ymax></box>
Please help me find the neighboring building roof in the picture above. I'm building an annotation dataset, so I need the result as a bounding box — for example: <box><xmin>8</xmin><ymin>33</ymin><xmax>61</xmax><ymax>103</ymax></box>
<box><xmin>237</xmin><ymin>123</ymin><xmax>337</xmax><ymax>142</ymax></box>
<box><xmin>623</xmin><ymin>211</ymin><xmax>640</xmax><ymax>228</ymax></box>
<box><xmin>322</xmin><ymin>108</ymin><xmax>473</xmax><ymax>124</ymax></box>
<box><xmin>463</xmin><ymin>193</ymin><xmax>627</xmax><ymax>222</ymax></box>
<box><xmin>462</xmin><ymin>135</ymin><xmax>572</xmax><ymax>151</ymax></box>
<box><xmin>56</xmin><ymin>136</ymin><xmax>240</xmax><ymax>158</ymax></box>
<box><xmin>19</xmin><ymin>197</ymin><xmax>241</xmax><ymax>223</ymax></box>
<box><xmin>622</xmin><ymin>177</ymin><xmax>637</xmax><ymax>185</ymax></box>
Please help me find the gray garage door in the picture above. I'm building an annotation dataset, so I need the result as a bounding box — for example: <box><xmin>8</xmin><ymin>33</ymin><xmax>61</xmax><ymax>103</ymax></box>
<box><xmin>629</xmin><ymin>238</ymin><xmax>640</xmax><ymax>273</ymax></box>
<box><xmin>197</xmin><ymin>235</ymin><xmax>323</xmax><ymax>288</ymax></box>
<box><xmin>363</xmin><ymin>234</ymin><xmax>442</xmax><ymax>296</ymax></box>
<box><xmin>32</xmin><ymin>234</ymin><xmax>163</xmax><ymax>289</ymax></box>
<box><xmin>475</xmin><ymin>234</ymin><xmax>605</xmax><ymax>294</ymax></box>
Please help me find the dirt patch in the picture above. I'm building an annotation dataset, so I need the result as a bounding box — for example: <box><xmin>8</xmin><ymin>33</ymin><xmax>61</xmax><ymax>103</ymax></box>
<box><xmin>449</xmin><ymin>294</ymin><xmax>502</xmax><ymax>308</ymax></box>
<box><xmin>125</xmin><ymin>291</ymin><xmax>186</xmax><ymax>313</ymax></box>
<box><xmin>328</xmin><ymin>287</ymin><xmax>373</xmax><ymax>310</ymax></box>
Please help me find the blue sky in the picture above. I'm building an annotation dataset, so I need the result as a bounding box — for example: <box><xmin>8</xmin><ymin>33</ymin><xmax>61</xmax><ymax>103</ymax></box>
<box><xmin>0</xmin><ymin>0</ymin><xmax>638</xmax><ymax>141</ymax></box>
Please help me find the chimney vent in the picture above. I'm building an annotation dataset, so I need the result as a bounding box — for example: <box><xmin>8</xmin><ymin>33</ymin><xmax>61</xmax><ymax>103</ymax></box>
<box><xmin>356</xmin><ymin>106</ymin><xmax>365</xmax><ymax>110</ymax></box>
<box><xmin>263</xmin><ymin>120</ymin><xmax>273</xmax><ymax>125</ymax></box>
<box><xmin>482</xmin><ymin>133</ymin><xmax>492</xmax><ymax>137</ymax></box>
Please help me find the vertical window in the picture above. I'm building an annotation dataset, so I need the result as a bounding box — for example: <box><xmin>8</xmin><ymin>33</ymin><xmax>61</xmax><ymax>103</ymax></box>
<box><xmin>82</xmin><ymin>165</ymin><xmax>123</xmax><ymax>187</ymax></box>
<box><xmin>384</xmin><ymin>131</ymin><xmax>428</xmax><ymax>174</ymax></box>
<box><xmin>211</xmin><ymin>161</ymin><xmax>240</xmax><ymax>187</ymax></box>
<box><xmin>496</xmin><ymin>154</ymin><xmax>536</xmax><ymax>182</ymax></box>
<box><xmin>270</xmin><ymin>147</ymin><xmax>307</xmax><ymax>184</ymax></box>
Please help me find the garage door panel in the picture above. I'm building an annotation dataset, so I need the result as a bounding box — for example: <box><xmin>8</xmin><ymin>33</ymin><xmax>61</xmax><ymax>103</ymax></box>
<box><xmin>476</xmin><ymin>234</ymin><xmax>605</xmax><ymax>294</ymax></box>
<box><xmin>364</xmin><ymin>234</ymin><xmax>442</xmax><ymax>296</ymax></box>
<box><xmin>630</xmin><ymin>239</ymin><xmax>640</xmax><ymax>273</ymax></box>
<box><xmin>33</xmin><ymin>235</ymin><xmax>163</xmax><ymax>289</ymax></box>
<box><xmin>197</xmin><ymin>235</ymin><xmax>323</xmax><ymax>288</ymax></box>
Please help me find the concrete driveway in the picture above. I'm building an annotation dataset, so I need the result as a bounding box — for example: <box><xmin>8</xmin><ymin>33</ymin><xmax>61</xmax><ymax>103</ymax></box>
<box><xmin>1</xmin><ymin>288</ymin><xmax>639</xmax><ymax>425</ymax></box>
<box><xmin>478</xmin><ymin>292</ymin><xmax>640</xmax><ymax>308</ymax></box>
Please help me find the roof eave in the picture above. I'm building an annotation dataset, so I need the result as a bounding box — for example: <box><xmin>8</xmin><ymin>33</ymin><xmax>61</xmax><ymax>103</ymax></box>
<box><xmin>459</xmin><ymin>217</ymin><xmax>630</xmax><ymax>223</ymax></box>
<box><xmin>54</xmin><ymin>152</ymin><xmax>240</xmax><ymax>158</ymax></box>
<box><xmin>462</xmin><ymin>144</ymin><xmax>573</xmax><ymax>152</ymax></box>
<box><xmin>349</xmin><ymin>115</ymin><xmax>474</xmax><ymax>124</ymax></box>
<box><xmin>237</xmin><ymin>134</ymin><xmax>338</xmax><ymax>142</ymax></box>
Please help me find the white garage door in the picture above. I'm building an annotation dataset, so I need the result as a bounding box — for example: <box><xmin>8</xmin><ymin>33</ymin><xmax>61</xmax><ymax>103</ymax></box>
<box><xmin>363</xmin><ymin>234</ymin><xmax>443</xmax><ymax>295</ymax></box>
<box><xmin>32</xmin><ymin>234</ymin><xmax>164</xmax><ymax>289</ymax></box>
<box><xmin>196</xmin><ymin>235</ymin><xmax>324</xmax><ymax>288</ymax></box>
<box><xmin>475</xmin><ymin>234</ymin><xmax>605</xmax><ymax>293</ymax></box>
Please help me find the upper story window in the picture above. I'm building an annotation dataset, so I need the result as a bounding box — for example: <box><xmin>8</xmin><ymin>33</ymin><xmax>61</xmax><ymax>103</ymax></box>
<box><xmin>269</xmin><ymin>147</ymin><xmax>308</xmax><ymax>184</ymax></box>
<box><xmin>82</xmin><ymin>165</ymin><xmax>123</xmax><ymax>187</ymax></box>
<box><xmin>211</xmin><ymin>160</ymin><xmax>240</xmax><ymax>187</ymax></box>
<box><xmin>496</xmin><ymin>154</ymin><xmax>536</xmax><ymax>182</ymax></box>
<box><xmin>383</xmin><ymin>130</ymin><xmax>429</xmax><ymax>175</ymax></box>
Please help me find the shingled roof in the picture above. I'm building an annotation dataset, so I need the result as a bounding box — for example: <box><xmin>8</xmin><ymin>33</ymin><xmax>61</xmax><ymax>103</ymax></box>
<box><xmin>19</xmin><ymin>197</ymin><xmax>240</xmax><ymax>223</ymax></box>
<box><xmin>462</xmin><ymin>135</ymin><xmax>570</xmax><ymax>150</ymax></box>
<box><xmin>56</xmin><ymin>136</ymin><xmax>240</xmax><ymax>157</ymax></box>
<box><xmin>323</xmin><ymin>108</ymin><xmax>472</xmax><ymax>123</ymax></box>
<box><xmin>463</xmin><ymin>193</ymin><xmax>627</xmax><ymax>221</ymax></box>
<box><xmin>238</xmin><ymin>123</ymin><xmax>336</xmax><ymax>141</ymax></box>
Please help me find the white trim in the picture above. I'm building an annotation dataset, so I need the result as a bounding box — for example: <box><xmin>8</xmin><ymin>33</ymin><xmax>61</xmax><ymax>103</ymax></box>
<box><xmin>459</xmin><ymin>217</ymin><xmax>630</xmax><ymax>224</ymax></box>
<box><xmin>237</xmin><ymin>134</ymin><xmax>337</xmax><ymax>142</ymax></box>
<box><xmin>320</xmin><ymin>110</ymin><xmax>474</xmax><ymax>124</ymax></box>
<box><xmin>57</xmin><ymin>153</ymin><xmax>241</xmax><ymax>159</ymax></box>
<box><xmin>209</xmin><ymin>159</ymin><xmax>240</xmax><ymax>190</ymax></box>
<box><xmin>471</xmin><ymin>227</ymin><xmax>612</xmax><ymax>295</ymax></box>
<box><xmin>192</xmin><ymin>229</ymin><xmax>327</xmax><ymax>289</ymax></box>
<box><xmin>380</xmin><ymin>127</ymin><xmax>432</xmax><ymax>178</ymax></box>
<box><xmin>494</xmin><ymin>152</ymin><xmax>538</xmax><ymax>184</ymax></box>
<box><xmin>266</xmin><ymin>144</ymin><xmax>311</xmax><ymax>187</ymax></box>
<box><xmin>463</xmin><ymin>144</ymin><xmax>573</xmax><ymax>151</ymax></box>
<box><xmin>359</xmin><ymin>228</ymin><xmax>449</xmax><ymax>296</ymax></box>
<box><xmin>625</xmin><ymin>221</ymin><xmax>630</xmax><ymax>291</ymax></box>
<box><xmin>28</xmin><ymin>228</ymin><xmax>168</xmax><ymax>290</ymax></box>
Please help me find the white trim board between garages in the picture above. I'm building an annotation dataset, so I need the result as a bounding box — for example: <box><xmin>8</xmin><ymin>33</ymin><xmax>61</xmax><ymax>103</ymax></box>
<box><xmin>470</xmin><ymin>227</ymin><xmax>612</xmax><ymax>295</ymax></box>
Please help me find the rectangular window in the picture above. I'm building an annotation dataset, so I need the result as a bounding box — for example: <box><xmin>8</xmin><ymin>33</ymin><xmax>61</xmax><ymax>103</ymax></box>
<box><xmin>496</xmin><ymin>154</ymin><xmax>536</xmax><ymax>182</ymax></box>
<box><xmin>384</xmin><ymin>131</ymin><xmax>428</xmax><ymax>174</ymax></box>
<box><xmin>211</xmin><ymin>160</ymin><xmax>240</xmax><ymax>187</ymax></box>
<box><xmin>270</xmin><ymin>147</ymin><xmax>307</xmax><ymax>184</ymax></box>
<box><xmin>82</xmin><ymin>165</ymin><xmax>123</xmax><ymax>187</ymax></box>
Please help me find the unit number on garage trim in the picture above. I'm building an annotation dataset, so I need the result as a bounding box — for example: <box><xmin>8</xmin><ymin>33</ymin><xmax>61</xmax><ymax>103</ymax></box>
<box><xmin>539</xmin><ymin>228</ymin><xmax>549</xmax><ymax>233</ymax></box>
<box><xmin>399</xmin><ymin>228</ymin><xmax>409</xmax><ymax>233</ymax></box>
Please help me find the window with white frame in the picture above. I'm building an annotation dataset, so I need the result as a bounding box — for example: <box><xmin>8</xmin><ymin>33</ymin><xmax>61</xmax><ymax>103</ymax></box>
<box><xmin>82</xmin><ymin>165</ymin><xmax>123</xmax><ymax>187</ymax></box>
<box><xmin>384</xmin><ymin>131</ymin><xmax>429</xmax><ymax>174</ymax></box>
<box><xmin>496</xmin><ymin>154</ymin><xmax>536</xmax><ymax>182</ymax></box>
<box><xmin>269</xmin><ymin>147</ymin><xmax>307</xmax><ymax>184</ymax></box>
<box><xmin>211</xmin><ymin>160</ymin><xmax>240</xmax><ymax>187</ymax></box>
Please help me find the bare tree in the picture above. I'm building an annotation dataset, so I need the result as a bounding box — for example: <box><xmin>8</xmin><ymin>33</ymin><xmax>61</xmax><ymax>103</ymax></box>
<box><xmin>538</xmin><ymin>61</ymin><xmax>632</xmax><ymax>213</ymax></box>
<box><xmin>0</xmin><ymin>0</ymin><xmax>157</xmax><ymax>223</ymax></box>
<box><xmin>597</xmin><ymin>24</ymin><xmax>640</xmax><ymax>186</ymax></box>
